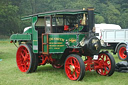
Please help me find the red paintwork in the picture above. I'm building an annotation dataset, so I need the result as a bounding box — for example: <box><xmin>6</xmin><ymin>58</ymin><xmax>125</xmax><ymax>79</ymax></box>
<box><xmin>16</xmin><ymin>45</ymin><xmax>30</xmax><ymax>72</ymax></box>
<box><xmin>71</xmin><ymin>49</ymin><xmax>79</xmax><ymax>53</ymax></box>
<box><xmin>39</xmin><ymin>54</ymin><xmax>62</xmax><ymax>68</ymax></box>
<box><xmin>84</xmin><ymin>54</ymin><xmax>111</xmax><ymax>76</ymax></box>
<box><xmin>39</xmin><ymin>49</ymin><xmax>80</xmax><ymax>66</ymax></box>
<box><xmin>39</xmin><ymin>54</ymin><xmax>54</xmax><ymax>65</ymax></box>
<box><xmin>39</xmin><ymin>55</ymin><xmax>48</xmax><ymax>65</ymax></box>
<box><xmin>10</xmin><ymin>41</ymin><xmax>13</xmax><ymax>43</ymax></box>
<box><xmin>119</xmin><ymin>47</ymin><xmax>126</xmax><ymax>59</ymax></box>
<box><xmin>64</xmin><ymin>25</ymin><xmax>69</xmax><ymax>31</ymax></box>
<box><xmin>65</xmin><ymin>56</ymin><xmax>80</xmax><ymax>80</ymax></box>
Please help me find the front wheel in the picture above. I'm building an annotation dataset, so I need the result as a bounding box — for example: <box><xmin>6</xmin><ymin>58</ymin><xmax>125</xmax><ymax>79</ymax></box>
<box><xmin>64</xmin><ymin>54</ymin><xmax>85</xmax><ymax>81</ymax></box>
<box><xmin>96</xmin><ymin>52</ymin><xmax>115</xmax><ymax>76</ymax></box>
<box><xmin>16</xmin><ymin>44</ymin><xmax>38</xmax><ymax>73</ymax></box>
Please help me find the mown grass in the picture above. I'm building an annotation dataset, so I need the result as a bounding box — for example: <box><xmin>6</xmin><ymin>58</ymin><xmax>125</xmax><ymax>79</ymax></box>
<box><xmin>0</xmin><ymin>40</ymin><xmax>128</xmax><ymax>85</ymax></box>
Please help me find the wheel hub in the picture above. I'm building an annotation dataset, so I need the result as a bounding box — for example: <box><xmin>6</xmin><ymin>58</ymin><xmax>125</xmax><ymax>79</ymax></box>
<box><xmin>70</xmin><ymin>65</ymin><xmax>75</xmax><ymax>72</ymax></box>
<box><xmin>23</xmin><ymin>57</ymin><xmax>27</xmax><ymax>61</ymax></box>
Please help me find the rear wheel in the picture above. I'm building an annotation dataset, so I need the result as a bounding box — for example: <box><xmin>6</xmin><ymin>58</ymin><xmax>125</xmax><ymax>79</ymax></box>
<box><xmin>16</xmin><ymin>44</ymin><xmax>38</xmax><ymax>73</ymax></box>
<box><xmin>64</xmin><ymin>54</ymin><xmax>85</xmax><ymax>81</ymax></box>
<box><xmin>96</xmin><ymin>52</ymin><xmax>115</xmax><ymax>76</ymax></box>
<box><xmin>117</xmin><ymin>44</ymin><xmax>127</xmax><ymax>60</ymax></box>
<box><xmin>52</xmin><ymin>64</ymin><xmax>64</xmax><ymax>69</ymax></box>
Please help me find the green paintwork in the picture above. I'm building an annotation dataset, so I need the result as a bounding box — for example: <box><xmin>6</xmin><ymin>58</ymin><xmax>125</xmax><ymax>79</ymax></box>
<box><xmin>72</xmin><ymin>26</ymin><xmax>84</xmax><ymax>32</ymax></box>
<box><xmin>10</xmin><ymin>34</ymin><xmax>31</xmax><ymax>40</ymax></box>
<box><xmin>10</xmin><ymin>17</ymin><xmax>38</xmax><ymax>53</ymax></box>
<box><xmin>32</xmin><ymin>16</ymin><xmax>38</xmax><ymax>53</ymax></box>
<box><xmin>10</xmin><ymin>8</ymin><xmax>94</xmax><ymax>55</ymax></box>
<box><xmin>42</xmin><ymin>35</ymin><xmax>48</xmax><ymax>53</ymax></box>
<box><xmin>48</xmin><ymin>33</ymin><xmax>86</xmax><ymax>53</ymax></box>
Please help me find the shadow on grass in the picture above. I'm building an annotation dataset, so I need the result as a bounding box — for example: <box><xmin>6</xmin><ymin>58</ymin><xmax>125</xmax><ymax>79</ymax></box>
<box><xmin>35</xmin><ymin>64</ymin><xmax>107</xmax><ymax>82</ymax></box>
<box><xmin>82</xmin><ymin>71</ymin><xmax>107</xmax><ymax>82</ymax></box>
<box><xmin>36</xmin><ymin>64</ymin><xmax>64</xmax><ymax>73</ymax></box>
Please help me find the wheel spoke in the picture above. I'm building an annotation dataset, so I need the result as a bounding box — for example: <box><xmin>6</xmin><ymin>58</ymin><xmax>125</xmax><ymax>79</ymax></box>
<box><xmin>25</xmin><ymin>53</ymin><xmax>28</xmax><ymax>58</ymax></box>
<box><xmin>24</xmin><ymin>64</ymin><xmax>27</xmax><ymax>71</ymax></box>
<box><xmin>105</xmin><ymin>62</ymin><xmax>110</xmax><ymax>67</ymax></box>
<box><xmin>21</xmin><ymin>52</ymin><xmax>25</xmax><ymax>58</ymax></box>
<box><xmin>66</xmin><ymin>59</ymin><xmax>72</xmax><ymax>65</ymax></box>
<box><xmin>72</xmin><ymin>72</ymin><xmax>77</xmax><ymax>79</ymax></box>
<box><xmin>18</xmin><ymin>63</ymin><xmax>24</xmax><ymax>67</ymax></box>
<box><xmin>70</xmin><ymin>59</ymin><xmax>73</xmax><ymax>65</ymax></box>
<box><xmin>73</xmin><ymin>59</ymin><xmax>77</xmax><ymax>66</ymax></box>
<box><xmin>105</xmin><ymin>67</ymin><xmax>109</xmax><ymax>73</ymax></box>
<box><xmin>101</xmin><ymin>69</ymin><xmax>103</xmax><ymax>75</ymax></box>
<box><xmin>26</xmin><ymin>64</ymin><xmax>29</xmax><ymax>70</ymax></box>
<box><xmin>103</xmin><ymin>68</ymin><xmax>107</xmax><ymax>75</ymax></box>
<box><xmin>75</xmin><ymin>68</ymin><xmax>80</xmax><ymax>74</ymax></box>
<box><xmin>66</xmin><ymin>66</ymin><xmax>71</xmax><ymax>71</ymax></box>
<box><xmin>25</xmin><ymin>54</ymin><xmax>30</xmax><ymax>61</ymax></box>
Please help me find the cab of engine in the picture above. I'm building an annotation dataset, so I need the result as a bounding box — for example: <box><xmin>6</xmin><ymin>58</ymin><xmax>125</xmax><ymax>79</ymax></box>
<box><xmin>14</xmin><ymin>7</ymin><xmax>101</xmax><ymax>56</ymax></box>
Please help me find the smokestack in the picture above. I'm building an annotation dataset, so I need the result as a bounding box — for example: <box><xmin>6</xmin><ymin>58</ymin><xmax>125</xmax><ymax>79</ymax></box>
<box><xmin>87</xmin><ymin>7</ymin><xmax>94</xmax><ymax>32</ymax></box>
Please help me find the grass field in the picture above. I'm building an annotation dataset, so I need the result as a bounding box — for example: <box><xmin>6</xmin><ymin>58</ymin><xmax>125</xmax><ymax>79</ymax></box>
<box><xmin>0</xmin><ymin>40</ymin><xmax>128</xmax><ymax>85</ymax></box>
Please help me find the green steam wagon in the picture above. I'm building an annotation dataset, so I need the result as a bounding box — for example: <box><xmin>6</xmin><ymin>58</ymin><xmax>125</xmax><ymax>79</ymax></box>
<box><xmin>10</xmin><ymin>7</ymin><xmax>115</xmax><ymax>81</ymax></box>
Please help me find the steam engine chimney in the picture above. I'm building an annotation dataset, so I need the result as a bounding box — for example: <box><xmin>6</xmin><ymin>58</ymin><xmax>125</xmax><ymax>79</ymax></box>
<box><xmin>87</xmin><ymin>7</ymin><xmax>95</xmax><ymax>32</ymax></box>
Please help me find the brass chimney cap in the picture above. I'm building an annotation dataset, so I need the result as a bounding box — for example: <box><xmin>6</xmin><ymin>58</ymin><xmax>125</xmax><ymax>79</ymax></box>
<box><xmin>83</xmin><ymin>8</ymin><xmax>85</xmax><ymax>10</ymax></box>
<box><xmin>87</xmin><ymin>7</ymin><xmax>94</xmax><ymax>10</ymax></box>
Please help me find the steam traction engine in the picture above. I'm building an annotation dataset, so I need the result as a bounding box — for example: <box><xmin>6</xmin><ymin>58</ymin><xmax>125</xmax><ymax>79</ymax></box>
<box><xmin>10</xmin><ymin>7</ymin><xmax>115</xmax><ymax>81</ymax></box>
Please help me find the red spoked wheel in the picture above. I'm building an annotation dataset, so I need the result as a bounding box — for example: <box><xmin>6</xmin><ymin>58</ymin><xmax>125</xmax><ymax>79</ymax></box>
<box><xmin>52</xmin><ymin>64</ymin><xmax>64</xmax><ymax>69</ymax></box>
<box><xmin>16</xmin><ymin>44</ymin><xmax>37</xmax><ymax>73</ymax></box>
<box><xmin>117</xmin><ymin>44</ymin><xmax>127</xmax><ymax>60</ymax></box>
<box><xmin>64</xmin><ymin>54</ymin><xmax>85</xmax><ymax>81</ymax></box>
<box><xmin>96</xmin><ymin>52</ymin><xmax>115</xmax><ymax>76</ymax></box>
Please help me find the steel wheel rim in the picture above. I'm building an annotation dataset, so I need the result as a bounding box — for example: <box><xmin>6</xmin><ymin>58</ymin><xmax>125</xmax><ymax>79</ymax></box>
<box><xmin>16</xmin><ymin>45</ymin><xmax>30</xmax><ymax>72</ymax></box>
<box><xmin>119</xmin><ymin>47</ymin><xmax>126</xmax><ymax>59</ymax></box>
<box><xmin>53</xmin><ymin>64</ymin><xmax>63</xmax><ymax>69</ymax></box>
<box><xmin>65</xmin><ymin>57</ymin><xmax>80</xmax><ymax>80</ymax></box>
<box><xmin>97</xmin><ymin>54</ymin><xmax>111</xmax><ymax>76</ymax></box>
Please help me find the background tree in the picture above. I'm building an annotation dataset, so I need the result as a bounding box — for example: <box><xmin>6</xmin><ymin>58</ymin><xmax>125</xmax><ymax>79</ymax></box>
<box><xmin>0</xmin><ymin>1</ymin><xmax>19</xmax><ymax>35</ymax></box>
<box><xmin>0</xmin><ymin>0</ymin><xmax>128</xmax><ymax>37</ymax></box>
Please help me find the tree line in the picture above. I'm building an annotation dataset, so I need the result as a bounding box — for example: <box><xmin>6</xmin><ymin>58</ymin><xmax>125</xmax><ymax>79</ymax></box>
<box><xmin>0</xmin><ymin>0</ymin><xmax>128</xmax><ymax>36</ymax></box>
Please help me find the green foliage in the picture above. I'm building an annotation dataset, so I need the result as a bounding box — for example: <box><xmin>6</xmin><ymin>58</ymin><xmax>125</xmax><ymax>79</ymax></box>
<box><xmin>0</xmin><ymin>0</ymin><xmax>128</xmax><ymax>36</ymax></box>
<box><xmin>103</xmin><ymin>2</ymin><xmax>121</xmax><ymax>24</ymax></box>
<box><xmin>95</xmin><ymin>15</ymin><xmax>105</xmax><ymax>23</ymax></box>
<box><xmin>120</xmin><ymin>9</ymin><xmax>128</xmax><ymax>28</ymax></box>
<box><xmin>0</xmin><ymin>1</ymin><xmax>19</xmax><ymax>35</ymax></box>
